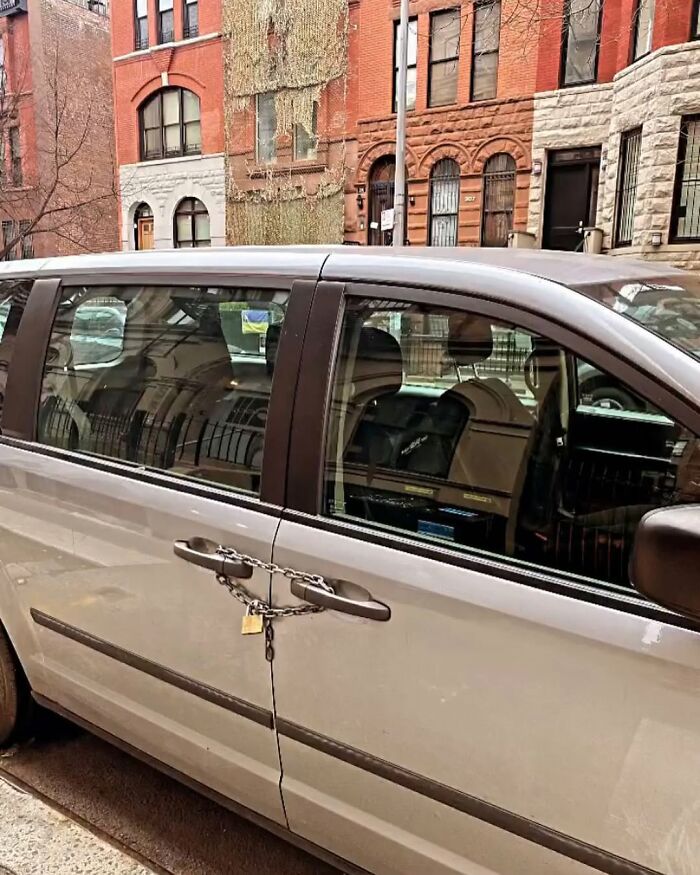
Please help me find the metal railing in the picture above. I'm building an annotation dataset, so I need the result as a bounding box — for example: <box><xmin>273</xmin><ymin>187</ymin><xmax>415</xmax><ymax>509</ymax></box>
<box><xmin>402</xmin><ymin>332</ymin><xmax>530</xmax><ymax>382</ymax></box>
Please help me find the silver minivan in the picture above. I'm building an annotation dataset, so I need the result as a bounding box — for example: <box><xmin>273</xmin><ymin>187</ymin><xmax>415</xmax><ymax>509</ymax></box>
<box><xmin>0</xmin><ymin>247</ymin><xmax>700</xmax><ymax>875</ymax></box>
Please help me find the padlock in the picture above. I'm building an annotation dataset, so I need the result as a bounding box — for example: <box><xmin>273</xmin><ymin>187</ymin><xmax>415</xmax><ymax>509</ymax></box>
<box><xmin>241</xmin><ymin>605</ymin><xmax>264</xmax><ymax>636</ymax></box>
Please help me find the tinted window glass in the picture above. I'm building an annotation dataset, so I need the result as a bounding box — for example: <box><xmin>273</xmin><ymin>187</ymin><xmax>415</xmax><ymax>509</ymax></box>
<box><xmin>0</xmin><ymin>278</ymin><xmax>31</xmax><ymax>422</ymax></box>
<box><xmin>39</xmin><ymin>285</ymin><xmax>288</xmax><ymax>496</ymax></box>
<box><xmin>323</xmin><ymin>298</ymin><xmax>700</xmax><ymax>590</ymax></box>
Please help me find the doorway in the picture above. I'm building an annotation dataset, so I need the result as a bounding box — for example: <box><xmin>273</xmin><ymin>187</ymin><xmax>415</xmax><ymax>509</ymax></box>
<box><xmin>368</xmin><ymin>157</ymin><xmax>396</xmax><ymax>246</ymax></box>
<box><xmin>134</xmin><ymin>203</ymin><xmax>154</xmax><ymax>251</ymax></box>
<box><xmin>542</xmin><ymin>147</ymin><xmax>601</xmax><ymax>251</ymax></box>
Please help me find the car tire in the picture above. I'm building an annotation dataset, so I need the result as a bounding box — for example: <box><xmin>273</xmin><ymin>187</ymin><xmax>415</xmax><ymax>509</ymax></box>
<box><xmin>587</xmin><ymin>385</ymin><xmax>641</xmax><ymax>412</ymax></box>
<box><xmin>0</xmin><ymin>625</ymin><xmax>34</xmax><ymax>747</ymax></box>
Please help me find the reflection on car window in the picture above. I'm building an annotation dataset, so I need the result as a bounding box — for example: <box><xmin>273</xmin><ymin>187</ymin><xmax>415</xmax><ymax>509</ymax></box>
<box><xmin>577</xmin><ymin>276</ymin><xmax>700</xmax><ymax>361</ymax></box>
<box><xmin>39</xmin><ymin>285</ymin><xmax>288</xmax><ymax>496</ymax></box>
<box><xmin>324</xmin><ymin>297</ymin><xmax>700</xmax><ymax>591</ymax></box>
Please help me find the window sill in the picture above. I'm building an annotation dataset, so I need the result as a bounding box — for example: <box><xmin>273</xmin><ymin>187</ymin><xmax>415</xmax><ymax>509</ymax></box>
<box><xmin>559</xmin><ymin>77</ymin><xmax>597</xmax><ymax>89</ymax></box>
<box><xmin>133</xmin><ymin>153</ymin><xmax>220</xmax><ymax>169</ymax></box>
<box><xmin>249</xmin><ymin>161</ymin><xmax>328</xmax><ymax>178</ymax></box>
<box><xmin>114</xmin><ymin>32</ymin><xmax>221</xmax><ymax>63</ymax></box>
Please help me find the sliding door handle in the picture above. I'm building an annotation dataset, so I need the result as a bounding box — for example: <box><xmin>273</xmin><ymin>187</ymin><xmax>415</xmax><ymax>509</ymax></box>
<box><xmin>173</xmin><ymin>537</ymin><xmax>253</xmax><ymax>579</ymax></box>
<box><xmin>291</xmin><ymin>579</ymin><xmax>390</xmax><ymax>622</ymax></box>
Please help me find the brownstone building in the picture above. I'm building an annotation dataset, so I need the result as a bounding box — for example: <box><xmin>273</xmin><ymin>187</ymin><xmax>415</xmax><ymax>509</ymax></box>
<box><xmin>0</xmin><ymin>0</ymin><xmax>118</xmax><ymax>259</ymax></box>
<box><xmin>348</xmin><ymin>0</ymin><xmax>536</xmax><ymax>246</ymax></box>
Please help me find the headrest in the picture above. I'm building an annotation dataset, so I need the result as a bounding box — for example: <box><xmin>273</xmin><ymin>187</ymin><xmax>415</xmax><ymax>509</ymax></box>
<box><xmin>447</xmin><ymin>314</ymin><xmax>494</xmax><ymax>366</ymax></box>
<box><xmin>347</xmin><ymin>327</ymin><xmax>403</xmax><ymax>399</ymax></box>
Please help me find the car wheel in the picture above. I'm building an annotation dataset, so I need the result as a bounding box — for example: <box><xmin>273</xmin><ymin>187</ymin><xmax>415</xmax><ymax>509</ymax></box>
<box><xmin>587</xmin><ymin>385</ymin><xmax>640</xmax><ymax>412</ymax></box>
<box><xmin>0</xmin><ymin>625</ymin><xmax>34</xmax><ymax>747</ymax></box>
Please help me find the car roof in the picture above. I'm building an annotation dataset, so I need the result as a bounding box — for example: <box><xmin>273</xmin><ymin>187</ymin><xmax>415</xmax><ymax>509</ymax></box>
<box><xmin>0</xmin><ymin>245</ymin><xmax>685</xmax><ymax>290</ymax></box>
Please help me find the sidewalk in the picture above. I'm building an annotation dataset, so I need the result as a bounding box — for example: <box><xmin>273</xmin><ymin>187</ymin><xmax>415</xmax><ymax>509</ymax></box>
<box><xmin>0</xmin><ymin>775</ymin><xmax>154</xmax><ymax>875</ymax></box>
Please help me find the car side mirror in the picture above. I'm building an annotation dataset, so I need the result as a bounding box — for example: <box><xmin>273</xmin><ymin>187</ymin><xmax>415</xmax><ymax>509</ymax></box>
<box><xmin>630</xmin><ymin>505</ymin><xmax>700</xmax><ymax>622</ymax></box>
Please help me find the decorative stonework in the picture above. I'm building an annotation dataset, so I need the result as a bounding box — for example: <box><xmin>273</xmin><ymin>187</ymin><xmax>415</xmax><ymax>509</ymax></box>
<box><xmin>119</xmin><ymin>155</ymin><xmax>226</xmax><ymax>249</ymax></box>
<box><xmin>530</xmin><ymin>42</ymin><xmax>700</xmax><ymax>271</ymax></box>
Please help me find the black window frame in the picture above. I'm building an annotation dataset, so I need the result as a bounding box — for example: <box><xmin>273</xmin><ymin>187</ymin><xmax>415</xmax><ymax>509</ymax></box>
<box><xmin>139</xmin><ymin>87</ymin><xmax>202</xmax><ymax>162</ymax></box>
<box><xmin>256</xmin><ymin>92</ymin><xmax>277</xmax><ymax>163</ymax></box>
<box><xmin>392</xmin><ymin>16</ymin><xmax>418</xmax><ymax>114</ymax></box>
<box><xmin>183</xmin><ymin>0</ymin><xmax>199</xmax><ymax>39</ymax></box>
<box><xmin>670</xmin><ymin>115</ymin><xmax>700</xmax><ymax>243</ymax></box>
<box><xmin>157</xmin><ymin>0</ymin><xmax>174</xmax><ymax>45</ymax></box>
<box><xmin>134</xmin><ymin>0</ymin><xmax>149</xmax><ymax>50</ymax></box>
<box><xmin>614</xmin><ymin>127</ymin><xmax>643</xmax><ymax>248</ymax></box>
<box><xmin>428</xmin><ymin>157</ymin><xmax>461</xmax><ymax>245</ymax></box>
<box><xmin>428</xmin><ymin>8</ymin><xmax>461</xmax><ymax>108</ymax></box>
<box><xmin>559</xmin><ymin>0</ymin><xmax>603</xmax><ymax>87</ymax></box>
<box><xmin>9</xmin><ymin>125</ymin><xmax>21</xmax><ymax>187</ymax></box>
<box><xmin>692</xmin><ymin>0</ymin><xmax>700</xmax><ymax>39</ymax></box>
<box><xmin>470</xmin><ymin>0</ymin><xmax>501</xmax><ymax>102</ymax></box>
<box><xmin>293</xmin><ymin>102</ymin><xmax>319</xmax><ymax>162</ymax></box>
<box><xmin>630</xmin><ymin>0</ymin><xmax>654</xmax><ymax>62</ymax></box>
<box><xmin>481</xmin><ymin>152</ymin><xmax>516</xmax><ymax>247</ymax></box>
<box><xmin>173</xmin><ymin>197</ymin><xmax>211</xmax><ymax>248</ymax></box>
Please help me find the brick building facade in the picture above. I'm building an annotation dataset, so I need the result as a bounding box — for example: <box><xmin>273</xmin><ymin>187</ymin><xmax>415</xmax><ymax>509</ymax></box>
<box><xmin>0</xmin><ymin>0</ymin><xmax>117</xmax><ymax>259</ymax></box>
<box><xmin>111</xmin><ymin>0</ymin><xmax>700</xmax><ymax>269</ymax></box>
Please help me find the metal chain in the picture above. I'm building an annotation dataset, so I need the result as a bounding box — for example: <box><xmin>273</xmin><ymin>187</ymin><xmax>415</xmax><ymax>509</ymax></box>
<box><xmin>214</xmin><ymin>546</ymin><xmax>335</xmax><ymax>664</ymax></box>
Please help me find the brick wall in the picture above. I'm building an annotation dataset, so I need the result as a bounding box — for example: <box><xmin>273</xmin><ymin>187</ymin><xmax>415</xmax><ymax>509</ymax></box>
<box><xmin>352</xmin><ymin>0</ymin><xmax>535</xmax><ymax>245</ymax></box>
<box><xmin>33</xmin><ymin>0</ymin><xmax>118</xmax><ymax>256</ymax></box>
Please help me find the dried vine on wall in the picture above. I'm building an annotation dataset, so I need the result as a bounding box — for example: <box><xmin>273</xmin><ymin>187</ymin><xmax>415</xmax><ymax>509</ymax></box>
<box><xmin>222</xmin><ymin>0</ymin><xmax>349</xmax><ymax>245</ymax></box>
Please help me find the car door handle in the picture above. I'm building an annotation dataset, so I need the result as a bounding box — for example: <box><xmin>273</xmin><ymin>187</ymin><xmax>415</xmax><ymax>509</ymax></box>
<box><xmin>290</xmin><ymin>579</ymin><xmax>391</xmax><ymax>622</ymax></box>
<box><xmin>173</xmin><ymin>538</ymin><xmax>253</xmax><ymax>579</ymax></box>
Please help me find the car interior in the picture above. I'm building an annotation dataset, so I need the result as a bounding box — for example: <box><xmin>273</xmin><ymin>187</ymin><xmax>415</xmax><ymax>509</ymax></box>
<box><xmin>327</xmin><ymin>307</ymin><xmax>698</xmax><ymax>589</ymax></box>
<box><xmin>38</xmin><ymin>286</ymin><xmax>284</xmax><ymax>496</ymax></box>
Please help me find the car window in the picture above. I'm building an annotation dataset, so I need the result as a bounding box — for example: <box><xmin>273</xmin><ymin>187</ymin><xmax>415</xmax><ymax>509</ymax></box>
<box><xmin>0</xmin><ymin>278</ymin><xmax>32</xmax><ymax>423</ymax></box>
<box><xmin>323</xmin><ymin>296</ymin><xmax>700</xmax><ymax>591</ymax></box>
<box><xmin>38</xmin><ymin>284</ymin><xmax>288</xmax><ymax>497</ymax></box>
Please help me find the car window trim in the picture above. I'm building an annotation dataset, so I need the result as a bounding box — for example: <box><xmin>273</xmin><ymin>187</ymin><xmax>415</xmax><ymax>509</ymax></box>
<box><xmin>285</xmin><ymin>280</ymin><xmax>700</xmax><ymax>629</ymax></box>
<box><xmin>3</xmin><ymin>274</ymin><xmax>314</xmax><ymax>510</ymax></box>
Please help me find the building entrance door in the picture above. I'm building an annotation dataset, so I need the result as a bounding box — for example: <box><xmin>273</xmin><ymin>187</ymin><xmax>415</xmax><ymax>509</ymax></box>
<box><xmin>542</xmin><ymin>147</ymin><xmax>601</xmax><ymax>251</ymax></box>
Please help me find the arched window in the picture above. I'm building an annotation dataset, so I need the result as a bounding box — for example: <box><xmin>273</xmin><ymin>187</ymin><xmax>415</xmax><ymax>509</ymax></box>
<box><xmin>140</xmin><ymin>88</ymin><xmax>201</xmax><ymax>161</ymax></box>
<box><xmin>429</xmin><ymin>158</ymin><xmax>460</xmax><ymax>246</ymax></box>
<box><xmin>134</xmin><ymin>203</ymin><xmax>154</xmax><ymax>250</ymax></box>
<box><xmin>481</xmin><ymin>153</ymin><xmax>516</xmax><ymax>247</ymax></box>
<box><xmin>174</xmin><ymin>198</ymin><xmax>210</xmax><ymax>248</ymax></box>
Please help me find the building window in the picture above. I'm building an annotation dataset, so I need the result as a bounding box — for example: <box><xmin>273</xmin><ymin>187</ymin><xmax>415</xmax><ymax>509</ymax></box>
<box><xmin>429</xmin><ymin>9</ymin><xmax>461</xmax><ymax>107</ymax></box>
<box><xmin>134</xmin><ymin>0</ymin><xmax>148</xmax><ymax>50</ymax></box>
<box><xmin>429</xmin><ymin>159</ymin><xmax>460</xmax><ymax>246</ymax></box>
<box><xmin>140</xmin><ymin>88</ymin><xmax>201</xmax><ymax>161</ymax></box>
<box><xmin>9</xmin><ymin>127</ymin><xmax>21</xmax><ymax>187</ymax></box>
<box><xmin>614</xmin><ymin>128</ymin><xmax>642</xmax><ymax>247</ymax></box>
<box><xmin>158</xmin><ymin>0</ymin><xmax>174</xmax><ymax>44</ymax></box>
<box><xmin>471</xmin><ymin>0</ymin><xmax>501</xmax><ymax>101</ymax></box>
<box><xmin>86</xmin><ymin>0</ymin><xmax>108</xmax><ymax>14</ymax></box>
<box><xmin>671</xmin><ymin>116</ymin><xmax>700</xmax><ymax>242</ymax></box>
<box><xmin>184</xmin><ymin>0</ymin><xmax>198</xmax><ymax>39</ymax></box>
<box><xmin>631</xmin><ymin>0</ymin><xmax>654</xmax><ymax>60</ymax></box>
<box><xmin>561</xmin><ymin>0</ymin><xmax>601</xmax><ymax>85</ymax></box>
<box><xmin>1</xmin><ymin>220</ymin><xmax>32</xmax><ymax>261</ymax></box>
<box><xmin>294</xmin><ymin>103</ymin><xmax>318</xmax><ymax>161</ymax></box>
<box><xmin>481</xmin><ymin>153</ymin><xmax>516</xmax><ymax>247</ymax></box>
<box><xmin>256</xmin><ymin>93</ymin><xmax>277</xmax><ymax>163</ymax></box>
<box><xmin>174</xmin><ymin>198</ymin><xmax>211</xmax><ymax>247</ymax></box>
<box><xmin>393</xmin><ymin>17</ymin><xmax>418</xmax><ymax>113</ymax></box>
<box><xmin>693</xmin><ymin>0</ymin><xmax>700</xmax><ymax>38</ymax></box>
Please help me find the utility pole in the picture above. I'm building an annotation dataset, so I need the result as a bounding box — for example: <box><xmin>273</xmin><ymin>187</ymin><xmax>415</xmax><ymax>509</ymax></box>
<box><xmin>392</xmin><ymin>0</ymin><xmax>409</xmax><ymax>247</ymax></box>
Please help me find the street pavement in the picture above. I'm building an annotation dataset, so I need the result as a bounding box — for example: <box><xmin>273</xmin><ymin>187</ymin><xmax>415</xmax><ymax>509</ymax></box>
<box><xmin>0</xmin><ymin>720</ymin><xmax>337</xmax><ymax>875</ymax></box>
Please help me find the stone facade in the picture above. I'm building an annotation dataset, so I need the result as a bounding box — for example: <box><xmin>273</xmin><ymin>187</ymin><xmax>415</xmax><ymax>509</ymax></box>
<box><xmin>119</xmin><ymin>154</ymin><xmax>226</xmax><ymax>249</ymax></box>
<box><xmin>530</xmin><ymin>41</ymin><xmax>700</xmax><ymax>271</ymax></box>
